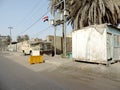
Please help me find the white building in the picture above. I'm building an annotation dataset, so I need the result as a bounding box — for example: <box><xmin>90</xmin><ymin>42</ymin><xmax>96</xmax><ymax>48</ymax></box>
<box><xmin>72</xmin><ymin>24</ymin><xmax>120</xmax><ymax>64</ymax></box>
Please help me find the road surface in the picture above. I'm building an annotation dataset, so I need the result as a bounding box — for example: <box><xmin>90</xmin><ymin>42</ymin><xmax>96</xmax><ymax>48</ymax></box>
<box><xmin>0</xmin><ymin>53</ymin><xmax>120</xmax><ymax>90</ymax></box>
<box><xmin>0</xmin><ymin>56</ymin><xmax>67</xmax><ymax>90</ymax></box>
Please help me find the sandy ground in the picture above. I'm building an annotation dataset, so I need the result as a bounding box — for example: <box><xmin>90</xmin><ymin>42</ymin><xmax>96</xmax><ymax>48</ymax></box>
<box><xmin>2</xmin><ymin>51</ymin><xmax>120</xmax><ymax>78</ymax></box>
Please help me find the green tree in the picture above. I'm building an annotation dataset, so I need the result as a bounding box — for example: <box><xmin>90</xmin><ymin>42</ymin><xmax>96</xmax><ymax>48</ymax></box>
<box><xmin>17</xmin><ymin>36</ymin><xmax>23</xmax><ymax>42</ymax></box>
<box><xmin>6</xmin><ymin>35</ymin><xmax>11</xmax><ymax>45</ymax></box>
<box><xmin>49</xmin><ymin>0</ymin><xmax>120</xmax><ymax>30</ymax></box>
<box><xmin>17</xmin><ymin>35</ymin><xmax>29</xmax><ymax>42</ymax></box>
<box><xmin>23</xmin><ymin>35</ymin><xmax>29</xmax><ymax>41</ymax></box>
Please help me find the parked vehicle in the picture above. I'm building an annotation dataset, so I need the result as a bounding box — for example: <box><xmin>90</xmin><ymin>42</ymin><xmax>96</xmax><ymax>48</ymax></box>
<box><xmin>39</xmin><ymin>42</ymin><xmax>52</xmax><ymax>55</ymax></box>
<box><xmin>22</xmin><ymin>41</ymin><xmax>40</xmax><ymax>55</ymax></box>
<box><xmin>22</xmin><ymin>41</ymin><xmax>52</xmax><ymax>56</ymax></box>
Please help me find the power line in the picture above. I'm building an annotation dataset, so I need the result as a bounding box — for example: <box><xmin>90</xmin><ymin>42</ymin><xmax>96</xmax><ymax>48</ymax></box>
<box><xmin>18</xmin><ymin>10</ymin><xmax>49</xmax><ymax>35</ymax></box>
<box><xmin>15</xmin><ymin>0</ymin><xmax>43</xmax><ymax>27</ymax></box>
<box><xmin>31</xmin><ymin>25</ymin><xmax>52</xmax><ymax>37</ymax></box>
<box><xmin>29</xmin><ymin>1</ymin><xmax>47</xmax><ymax>20</ymax></box>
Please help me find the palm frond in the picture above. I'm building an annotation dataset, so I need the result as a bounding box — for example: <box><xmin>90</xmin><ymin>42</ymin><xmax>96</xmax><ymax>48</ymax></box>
<box><xmin>49</xmin><ymin>0</ymin><xmax>120</xmax><ymax>30</ymax></box>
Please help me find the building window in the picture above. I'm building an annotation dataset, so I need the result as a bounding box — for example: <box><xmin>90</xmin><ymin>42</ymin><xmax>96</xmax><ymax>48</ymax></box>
<box><xmin>114</xmin><ymin>35</ymin><xmax>120</xmax><ymax>47</ymax></box>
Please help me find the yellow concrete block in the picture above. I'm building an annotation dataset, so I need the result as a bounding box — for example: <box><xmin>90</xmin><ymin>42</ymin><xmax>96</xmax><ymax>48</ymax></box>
<box><xmin>29</xmin><ymin>56</ymin><xmax>44</xmax><ymax>64</ymax></box>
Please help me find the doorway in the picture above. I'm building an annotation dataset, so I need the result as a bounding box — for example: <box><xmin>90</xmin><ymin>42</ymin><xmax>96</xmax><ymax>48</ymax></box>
<box><xmin>107</xmin><ymin>33</ymin><xmax>113</xmax><ymax>60</ymax></box>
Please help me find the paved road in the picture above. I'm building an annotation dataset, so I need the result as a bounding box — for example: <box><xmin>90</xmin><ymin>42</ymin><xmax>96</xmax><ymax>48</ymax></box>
<box><xmin>0</xmin><ymin>53</ymin><xmax>120</xmax><ymax>90</ymax></box>
<box><xmin>0</xmin><ymin>55</ymin><xmax>93</xmax><ymax>90</ymax></box>
<box><xmin>0</xmin><ymin>56</ymin><xmax>68</xmax><ymax>90</ymax></box>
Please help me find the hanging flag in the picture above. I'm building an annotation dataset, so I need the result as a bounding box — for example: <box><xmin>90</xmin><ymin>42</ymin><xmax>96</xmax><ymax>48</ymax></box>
<box><xmin>42</xmin><ymin>16</ymin><xmax>48</xmax><ymax>22</ymax></box>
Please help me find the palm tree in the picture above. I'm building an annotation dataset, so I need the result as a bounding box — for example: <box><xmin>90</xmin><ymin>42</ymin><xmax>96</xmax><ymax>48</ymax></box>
<box><xmin>49</xmin><ymin>0</ymin><xmax>120</xmax><ymax>30</ymax></box>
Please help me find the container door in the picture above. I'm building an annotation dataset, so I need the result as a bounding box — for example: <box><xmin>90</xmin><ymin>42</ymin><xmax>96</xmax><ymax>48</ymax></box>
<box><xmin>107</xmin><ymin>33</ymin><xmax>113</xmax><ymax>60</ymax></box>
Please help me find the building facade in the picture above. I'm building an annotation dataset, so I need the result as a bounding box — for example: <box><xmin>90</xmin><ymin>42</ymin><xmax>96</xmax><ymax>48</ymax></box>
<box><xmin>0</xmin><ymin>35</ymin><xmax>8</xmax><ymax>51</ymax></box>
<box><xmin>46</xmin><ymin>35</ymin><xmax>72</xmax><ymax>54</ymax></box>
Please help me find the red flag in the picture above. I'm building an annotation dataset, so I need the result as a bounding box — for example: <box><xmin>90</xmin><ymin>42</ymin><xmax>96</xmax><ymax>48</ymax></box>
<box><xmin>42</xmin><ymin>16</ymin><xmax>48</xmax><ymax>22</ymax></box>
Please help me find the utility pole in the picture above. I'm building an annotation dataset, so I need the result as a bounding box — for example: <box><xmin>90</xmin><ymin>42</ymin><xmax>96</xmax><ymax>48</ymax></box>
<box><xmin>53</xmin><ymin>0</ymin><xmax>68</xmax><ymax>57</ymax></box>
<box><xmin>50</xmin><ymin>19</ymin><xmax>57</xmax><ymax>56</ymax></box>
<box><xmin>63</xmin><ymin>0</ymin><xmax>66</xmax><ymax>57</ymax></box>
<box><xmin>54</xmin><ymin>25</ymin><xmax>57</xmax><ymax>56</ymax></box>
<box><xmin>8</xmin><ymin>27</ymin><xmax>13</xmax><ymax>49</ymax></box>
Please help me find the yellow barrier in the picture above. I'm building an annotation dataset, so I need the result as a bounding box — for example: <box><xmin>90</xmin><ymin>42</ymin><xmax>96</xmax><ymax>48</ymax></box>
<box><xmin>29</xmin><ymin>56</ymin><xmax>44</xmax><ymax>64</ymax></box>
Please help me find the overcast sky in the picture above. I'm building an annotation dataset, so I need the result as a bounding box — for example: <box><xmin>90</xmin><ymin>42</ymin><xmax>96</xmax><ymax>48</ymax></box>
<box><xmin>0</xmin><ymin>0</ymin><xmax>72</xmax><ymax>41</ymax></box>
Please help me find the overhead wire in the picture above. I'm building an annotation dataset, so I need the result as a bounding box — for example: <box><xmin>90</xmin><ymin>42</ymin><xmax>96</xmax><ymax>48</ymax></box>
<box><xmin>28</xmin><ymin>1</ymin><xmax>47</xmax><ymax>21</ymax></box>
<box><xmin>15</xmin><ymin>0</ymin><xmax>42</xmax><ymax>27</ymax></box>
<box><xmin>15</xmin><ymin>0</ymin><xmax>52</xmax><ymax>40</ymax></box>
<box><xmin>31</xmin><ymin>25</ymin><xmax>52</xmax><ymax>37</ymax></box>
<box><xmin>18</xmin><ymin>10</ymin><xmax>49</xmax><ymax>35</ymax></box>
